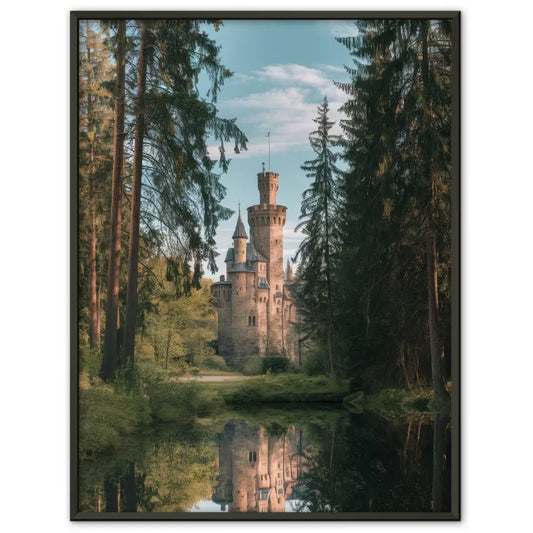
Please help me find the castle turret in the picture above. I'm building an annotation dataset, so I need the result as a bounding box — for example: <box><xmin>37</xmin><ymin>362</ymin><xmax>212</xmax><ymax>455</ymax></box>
<box><xmin>232</xmin><ymin>210</ymin><xmax>248</xmax><ymax>264</ymax></box>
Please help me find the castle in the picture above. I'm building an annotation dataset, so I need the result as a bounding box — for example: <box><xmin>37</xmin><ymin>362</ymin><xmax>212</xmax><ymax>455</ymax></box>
<box><xmin>212</xmin><ymin>420</ymin><xmax>305</xmax><ymax>512</ymax></box>
<box><xmin>210</xmin><ymin>168</ymin><xmax>299</xmax><ymax>368</ymax></box>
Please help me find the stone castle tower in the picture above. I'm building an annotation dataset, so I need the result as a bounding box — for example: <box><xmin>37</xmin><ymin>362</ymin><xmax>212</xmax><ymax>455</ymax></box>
<box><xmin>211</xmin><ymin>168</ymin><xmax>299</xmax><ymax>368</ymax></box>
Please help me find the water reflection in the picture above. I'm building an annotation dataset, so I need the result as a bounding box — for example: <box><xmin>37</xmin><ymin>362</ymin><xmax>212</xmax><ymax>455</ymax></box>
<box><xmin>213</xmin><ymin>420</ymin><xmax>305</xmax><ymax>512</ymax></box>
<box><xmin>79</xmin><ymin>410</ymin><xmax>451</xmax><ymax>514</ymax></box>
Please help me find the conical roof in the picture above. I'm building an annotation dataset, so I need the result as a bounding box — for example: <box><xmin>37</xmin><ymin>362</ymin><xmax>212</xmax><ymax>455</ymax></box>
<box><xmin>232</xmin><ymin>211</ymin><xmax>248</xmax><ymax>239</ymax></box>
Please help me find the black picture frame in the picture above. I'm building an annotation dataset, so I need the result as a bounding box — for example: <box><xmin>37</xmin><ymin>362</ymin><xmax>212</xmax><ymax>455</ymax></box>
<box><xmin>70</xmin><ymin>10</ymin><xmax>460</xmax><ymax>521</ymax></box>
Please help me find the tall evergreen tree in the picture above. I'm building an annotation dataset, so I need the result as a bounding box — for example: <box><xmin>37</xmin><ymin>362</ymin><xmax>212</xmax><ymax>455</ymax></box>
<box><xmin>122</xmin><ymin>19</ymin><xmax>248</xmax><ymax>367</ymax></box>
<box><xmin>101</xmin><ymin>20</ymin><xmax>127</xmax><ymax>380</ymax></box>
<box><xmin>123</xmin><ymin>22</ymin><xmax>150</xmax><ymax>367</ymax></box>
<box><xmin>294</xmin><ymin>97</ymin><xmax>343</xmax><ymax>377</ymax></box>
<box><xmin>78</xmin><ymin>21</ymin><xmax>114</xmax><ymax>350</ymax></box>
<box><xmin>335</xmin><ymin>20</ymin><xmax>452</xmax><ymax>400</ymax></box>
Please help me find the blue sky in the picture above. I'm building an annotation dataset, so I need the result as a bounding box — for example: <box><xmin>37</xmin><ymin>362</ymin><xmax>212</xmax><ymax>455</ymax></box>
<box><xmin>200</xmin><ymin>19</ymin><xmax>357</xmax><ymax>279</ymax></box>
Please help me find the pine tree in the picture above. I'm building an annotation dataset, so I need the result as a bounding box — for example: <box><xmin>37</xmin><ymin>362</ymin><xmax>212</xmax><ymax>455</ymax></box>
<box><xmin>100</xmin><ymin>20</ymin><xmax>127</xmax><ymax>380</ymax></box>
<box><xmin>335</xmin><ymin>20</ymin><xmax>452</xmax><ymax>400</ymax></box>
<box><xmin>78</xmin><ymin>21</ymin><xmax>114</xmax><ymax>351</ymax></box>
<box><xmin>294</xmin><ymin>97</ymin><xmax>343</xmax><ymax>377</ymax></box>
<box><xmin>123</xmin><ymin>22</ymin><xmax>150</xmax><ymax>367</ymax></box>
<box><xmin>122</xmin><ymin>19</ymin><xmax>248</xmax><ymax>367</ymax></box>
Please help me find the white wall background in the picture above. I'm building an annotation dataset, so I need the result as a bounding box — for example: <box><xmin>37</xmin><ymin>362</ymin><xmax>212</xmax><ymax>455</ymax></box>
<box><xmin>1</xmin><ymin>0</ymin><xmax>532</xmax><ymax>531</ymax></box>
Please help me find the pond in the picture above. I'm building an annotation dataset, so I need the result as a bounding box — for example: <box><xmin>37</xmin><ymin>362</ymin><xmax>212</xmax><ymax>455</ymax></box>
<box><xmin>78</xmin><ymin>407</ymin><xmax>451</xmax><ymax>514</ymax></box>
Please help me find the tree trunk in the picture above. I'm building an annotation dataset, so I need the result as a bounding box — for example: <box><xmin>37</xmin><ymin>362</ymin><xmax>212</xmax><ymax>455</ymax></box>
<box><xmin>86</xmin><ymin>21</ymin><xmax>100</xmax><ymax>351</ymax></box>
<box><xmin>324</xmin><ymin>162</ymin><xmax>335</xmax><ymax>378</ymax></box>
<box><xmin>165</xmin><ymin>332</ymin><xmax>172</xmax><ymax>370</ymax></box>
<box><xmin>120</xmin><ymin>461</ymin><xmax>137</xmax><ymax>512</ymax></box>
<box><xmin>432</xmin><ymin>412</ymin><xmax>450</xmax><ymax>512</ymax></box>
<box><xmin>96</xmin><ymin>266</ymin><xmax>102</xmax><ymax>344</ymax></box>
<box><xmin>103</xmin><ymin>475</ymin><xmax>118</xmax><ymax>512</ymax></box>
<box><xmin>101</xmin><ymin>20</ymin><xmax>126</xmax><ymax>380</ymax></box>
<box><xmin>89</xmin><ymin>212</ymin><xmax>99</xmax><ymax>349</ymax></box>
<box><xmin>123</xmin><ymin>23</ymin><xmax>149</xmax><ymax>367</ymax></box>
<box><xmin>421</xmin><ymin>20</ymin><xmax>448</xmax><ymax>409</ymax></box>
<box><xmin>427</xmin><ymin>233</ymin><xmax>449</xmax><ymax>407</ymax></box>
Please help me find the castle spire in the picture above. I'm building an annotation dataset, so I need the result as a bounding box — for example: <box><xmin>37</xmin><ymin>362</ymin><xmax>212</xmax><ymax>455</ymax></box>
<box><xmin>232</xmin><ymin>208</ymin><xmax>248</xmax><ymax>239</ymax></box>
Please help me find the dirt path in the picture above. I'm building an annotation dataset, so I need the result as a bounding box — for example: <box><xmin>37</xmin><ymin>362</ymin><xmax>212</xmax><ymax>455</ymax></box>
<box><xmin>176</xmin><ymin>374</ymin><xmax>249</xmax><ymax>383</ymax></box>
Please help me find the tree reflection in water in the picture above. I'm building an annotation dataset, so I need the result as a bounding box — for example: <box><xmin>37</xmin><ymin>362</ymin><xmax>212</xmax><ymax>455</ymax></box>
<box><xmin>79</xmin><ymin>410</ymin><xmax>451</xmax><ymax>513</ymax></box>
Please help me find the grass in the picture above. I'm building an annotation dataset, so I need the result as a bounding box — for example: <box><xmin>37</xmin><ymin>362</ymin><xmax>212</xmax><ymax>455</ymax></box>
<box><xmin>215</xmin><ymin>373</ymin><xmax>349</xmax><ymax>404</ymax></box>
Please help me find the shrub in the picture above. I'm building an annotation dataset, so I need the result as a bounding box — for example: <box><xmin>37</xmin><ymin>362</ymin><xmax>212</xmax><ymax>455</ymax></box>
<box><xmin>262</xmin><ymin>356</ymin><xmax>290</xmax><ymax>374</ymax></box>
<box><xmin>242</xmin><ymin>356</ymin><xmax>263</xmax><ymax>375</ymax></box>
<box><xmin>301</xmin><ymin>346</ymin><xmax>329</xmax><ymax>376</ymax></box>
<box><xmin>79</xmin><ymin>346</ymin><xmax>102</xmax><ymax>378</ymax></box>
<box><xmin>145</xmin><ymin>381</ymin><xmax>210</xmax><ymax>422</ymax></box>
<box><xmin>203</xmin><ymin>355</ymin><xmax>229</xmax><ymax>371</ymax></box>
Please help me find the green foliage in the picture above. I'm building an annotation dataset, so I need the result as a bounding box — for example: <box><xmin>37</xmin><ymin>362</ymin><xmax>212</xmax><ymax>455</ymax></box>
<box><xmin>242</xmin><ymin>355</ymin><xmax>264</xmax><ymax>375</ymax></box>
<box><xmin>202</xmin><ymin>355</ymin><xmax>229</xmax><ymax>371</ymax></box>
<box><xmin>330</xmin><ymin>20</ymin><xmax>452</xmax><ymax>389</ymax></box>
<box><xmin>293</xmin><ymin>96</ymin><xmax>344</xmax><ymax>377</ymax></box>
<box><xmin>261</xmin><ymin>356</ymin><xmax>290</xmax><ymax>374</ymax></box>
<box><xmin>137</xmin><ymin>272</ymin><xmax>216</xmax><ymax>376</ymax></box>
<box><xmin>79</xmin><ymin>374</ymin><xmax>151</xmax><ymax>456</ymax></box>
<box><xmin>301</xmin><ymin>344</ymin><xmax>330</xmax><ymax>376</ymax></box>
<box><xmin>129</xmin><ymin>19</ymin><xmax>248</xmax><ymax>274</ymax></box>
<box><xmin>79</xmin><ymin>345</ymin><xmax>102</xmax><ymax>378</ymax></box>
<box><xmin>145</xmin><ymin>381</ymin><xmax>202</xmax><ymax>423</ymax></box>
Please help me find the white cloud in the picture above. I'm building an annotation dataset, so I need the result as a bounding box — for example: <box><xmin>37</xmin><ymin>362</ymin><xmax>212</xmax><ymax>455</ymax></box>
<box><xmin>213</xmin><ymin>79</ymin><xmax>348</xmax><ymax>160</ymax></box>
<box><xmin>321</xmin><ymin>20</ymin><xmax>359</xmax><ymax>38</ymax></box>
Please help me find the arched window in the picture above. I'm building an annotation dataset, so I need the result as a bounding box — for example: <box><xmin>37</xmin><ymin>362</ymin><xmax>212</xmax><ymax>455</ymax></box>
<box><xmin>248</xmin><ymin>316</ymin><xmax>252</xmax><ymax>326</ymax></box>
<box><xmin>252</xmin><ymin>316</ymin><xmax>256</xmax><ymax>326</ymax></box>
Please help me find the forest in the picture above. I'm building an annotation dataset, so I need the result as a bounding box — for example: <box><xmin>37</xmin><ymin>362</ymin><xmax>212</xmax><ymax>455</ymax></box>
<box><xmin>77</xmin><ymin>18</ymin><xmax>454</xmax><ymax>496</ymax></box>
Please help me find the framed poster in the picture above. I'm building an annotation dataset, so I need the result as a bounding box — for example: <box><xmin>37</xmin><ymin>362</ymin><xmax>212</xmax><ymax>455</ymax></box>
<box><xmin>71</xmin><ymin>10</ymin><xmax>460</xmax><ymax>520</ymax></box>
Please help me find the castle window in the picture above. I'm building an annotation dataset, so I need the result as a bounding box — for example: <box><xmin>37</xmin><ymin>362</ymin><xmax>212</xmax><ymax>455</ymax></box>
<box><xmin>248</xmin><ymin>316</ymin><xmax>252</xmax><ymax>326</ymax></box>
<box><xmin>252</xmin><ymin>316</ymin><xmax>256</xmax><ymax>326</ymax></box>
<box><xmin>276</xmin><ymin>308</ymin><xmax>280</xmax><ymax>314</ymax></box>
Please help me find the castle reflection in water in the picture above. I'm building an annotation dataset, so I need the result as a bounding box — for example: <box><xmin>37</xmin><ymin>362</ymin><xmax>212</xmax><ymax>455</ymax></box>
<box><xmin>212</xmin><ymin>421</ymin><xmax>306</xmax><ymax>512</ymax></box>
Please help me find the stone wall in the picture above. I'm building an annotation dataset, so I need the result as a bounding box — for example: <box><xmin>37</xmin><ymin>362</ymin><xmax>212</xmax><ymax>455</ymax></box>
<box><xmin>229</xmin><ymin>270</ymin><xmax>258</xmax><ymax>366</ymax></box>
